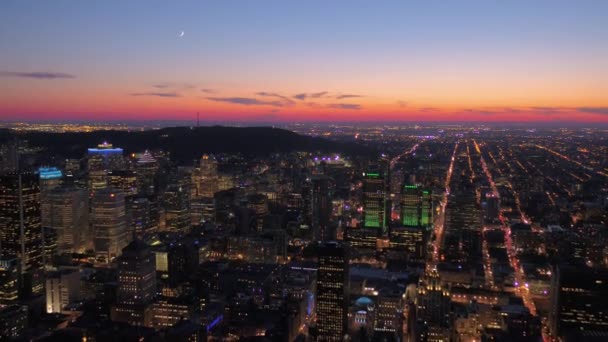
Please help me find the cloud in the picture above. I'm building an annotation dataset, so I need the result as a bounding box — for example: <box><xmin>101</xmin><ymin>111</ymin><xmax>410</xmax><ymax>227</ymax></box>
<box><xmin>152</xmin><ymin>83</ymin><xmax>170</xmax><ymax>89</ymax></box>
<box><xmin>335</xmin><ymin>94</ymin><xmax>363</xmax><ymax>99</ymax></box>
<box><xmin>327</xmin><ymin>103</ymin><xmax>361</xmax><ymax>110</ymax></box>
<box><xmin>420</xmin><ymin>107</ymin><xmax>439</xmax><ymax>112</ymax></box>
<box><xmin>206</xmin><ymin>97</ymin><xmax>285</xmax><ymax>107</ymax></box>
<box><xmin>577</xmin><ymin>107</ymin><xmax>608</xmax><ymax>115</ymax></box>
<box><xmin>293</xmin><ymin>91</ymin><xmax>328</xmax><ymax>100</ymax></box>
<box><xmin>0</xmin><ymin>71</ymin><xmax>75</xmax><ymax>79</ymax></box>
<box><xmin>397</xmin><ymin>101</ymin><xmax>408</xmax><ymax>108</ymax></box>
<box><xmin>201</xmin><ymin>88</ymin><xmax>216</xmax><ymax>94</ymax></box>
<box><xmin>130</xmin><ymin>92</ymin><xmax>181</xmax><ymax>98</ymax></box>
<box><xmin>256</xmin><ymin>92</ymin><xmax>295</xmax><ymax>105</ymax></box>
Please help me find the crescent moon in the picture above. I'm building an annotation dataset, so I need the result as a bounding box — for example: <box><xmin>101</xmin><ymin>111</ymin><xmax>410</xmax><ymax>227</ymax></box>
<box><xmin>179</xmin><ymin>31</ymin><xmax>185</xmax><ymax>38</ymax></box>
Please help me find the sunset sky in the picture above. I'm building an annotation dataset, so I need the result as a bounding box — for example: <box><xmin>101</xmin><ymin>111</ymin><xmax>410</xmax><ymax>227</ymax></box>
<box><xmin>1</xmin><ymin>1</ymin><xmax>607</xmax><ymax>123</ymax></box>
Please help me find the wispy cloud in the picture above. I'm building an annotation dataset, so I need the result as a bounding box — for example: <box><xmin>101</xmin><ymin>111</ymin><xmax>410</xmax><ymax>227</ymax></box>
<box><xmin>0</xmin><ymin>71</ymin><xmax>75</xmax><ymax>79</ymax></box>
<box><xmin>130</xmin><ymin>92</ymin><xmax>181</xmax><ymax>98</ymax></box>
<box><xmin>201</xmin><ymin>88</ymin><xmax>216</xmax><ymax>94</ymax></box>
<box><xmin>293</xmin><ymin>91</ymin><xmax>328</xmax><ymax>100</ymax></box>
<box><xmin>256</xmin><ymin>92</ymin><xmax>295</xmax><ymax>105</ymax></box>
<box><xmin>327</xmin><ymin>103</ymin><xmax>361</xmax><ymax>110</ymax></box>
<box><xmin>577</xmin><ymin>107</ymin><xmax>608</xmax><ymax>115</ymax></box>
<box><xmin>335</xmin><ymin>94</ymin><xmax>363</xmax><ymax>99</ymax></box>
<box><xmin>397</xmin><ymin>101</ymin><xmax>408</xmax><ymax>108</ymax></box>
<box><xmin>206</xmin><ymin>97</ymin><xmax>285</xmax><ymax>107</ymax></box>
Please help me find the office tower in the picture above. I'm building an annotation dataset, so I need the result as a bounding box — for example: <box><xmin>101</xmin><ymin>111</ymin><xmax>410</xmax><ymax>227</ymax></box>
<box><xmin>316</xmin><ymin>242</ymin><xmax>349</xmax><ymax>341</ymax></box>
<box><xmin>87</xmin><ymin>142</ymin><xmax>124</xmax><ymax>191</ymax></box>
<box><xmin>388</xmin><ymin>226</ymin><xmax>427</xmax><ymax>262</ymax></box>
<box><xmin>129</xmin><ymin>196</ymin><xmax>157</xmax><ymax>238</ymax></box>
<box><xmin>311</xmin><ymin>175</ymin><xmax>332</xmax><ymax>241</ymax></box>
<box><xmin>164</xmin><ymin>184</ymin><xmax>190</xmax><ymax>233</ymax></box>
<box><xmin>38</xmin><ymin>167</ymin><xmax>62</xmax><ymax>193</ymax></box>
<box><xmin>247</xmin><ymin>193</ymin><xmax>269</xmax><ymax>233</ymax></box>
<box><xmin>45</xmin><ymin>269</ymin><xmax>80</xmax><ymax>313</ymax></box>
<box><xmin>198</xmin><ymin>154</ymin><xmax>218</xmax><ymax>198</ymax></box>
<box><xmin>136</xmin><ymin>151</ymin><xmax>158</xmax><ymax>195</ymax></box>
<box><xmin>374</xmin><ymin>288</ymin><xmax>403</xmax><ymax>337</ymax></box>
<box><xmin>549</xmin><ymin>265</ymin><xmax>608</xmax><ymax>340</ymax></box>
<box><xmin>416</xmin><ymin>269</ymin><xmax>451</xmax><ymax>328</ymax></box>
<box><xmin>401</xmin><ymin>185</ymin><xmax>432</xmax><ymax>229</ymax></box>
<box><xmin>107</xmin><ymin>169</ymin><xmax>138</xmax><ymax>196</ymax></box>
<box><xmin>111</xmin><ymin>240</ymin><xmax>156</xmax><ymax>327</ymax></box>
<box><xmin>92</xmin><ymin>188</ymin><xmax>128</xmax><ymax>263</ymax></box>
<box><xmin>362</xmin><ymin>172</ymin><xmax>387</xmax><ymax>232</ymax></box>
<box><xmin>0</xmin><ymin>257</ymin><xmax>19</xmax><ymax>304</ymax></box>
<box><xmin>0</xmin><ymin>172</ymin><xmax>44</xmax><ymax>296</ymax></box>
<box><xmin>41</xmin><ymin>186</ymin><xmax>89</xmax><ymax>253</ymax></box>
<box><xmin>87</xmin><ymin>141</ymin><xmax>124</xmax><ymax>170</ymax></box>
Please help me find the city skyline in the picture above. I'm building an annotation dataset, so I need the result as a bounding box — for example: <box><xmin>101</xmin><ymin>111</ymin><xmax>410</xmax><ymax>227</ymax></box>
<box><xmin>2</xmin><ymin>1</ymin><xmax>608</xmax><ymax>123</ymax></box>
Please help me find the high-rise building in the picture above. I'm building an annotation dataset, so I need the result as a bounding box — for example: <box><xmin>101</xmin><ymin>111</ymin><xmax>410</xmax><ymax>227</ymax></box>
<box><xmin>0</xmin><ymin>305</ymin><xmax>28</xmax><ymax>339</ymax></box>
<box><xmin>416</xmin><ymin>269</ymin><xmax>451</xmax><ymax>328</ymax></box>
<box><xmin>362</xmin><ymin>172</ymin><xmax>386</xmax><ymax>232</ymax></box>
<box><xmin>87</xmin><ymin>142</ymin><xmax>124</xmax><ymax>191</ymax></box>
<box><xmin>549</xmin><ymin>265</ymin><xmax>608</xmax><ymax>340</ymax></box>
<box><xmin>111</xmin><ymin>240</ymin><xmax>156</xmax><ymax>327</ymax></box>
<box><xmin>198</xmin><ymin>154</ymin><xmax>218</xmax><ymax>198</ymax></box>
<box><xmin>374</xmin><ymin>288</ymin><xmax>403</xmax><ymax>337</ymax></box>
<box><xmin>107</xmin><ymin>169</ymin><xmax>138</xmax><ymax>196</ymax></box>
<box><xmin>38</xmin><ymin>167</ymin><xmax>62</xmax><ymax>193</ymax></box>
<box><xmin>316</xmin><ymin>242</ymin><xmax>349</xmax><ymax>341</ymax></box>
<box><xmin>87</xmin><ymin>142</ymin><xmax>124</xmax><ymax>170</ymax></box>
<box><xmin>311</xmin><ymin>175</ymin><xmax>332</xmax><ymax>241</ymax></box>
<box><xmin>388</xmin><ymin>226</ymin><xmax>427</xmax><ymax>262</ymax></box>
<box><xmin>45</xmin><ymin>269</ymin><xmax>81</xmax><ymax>313</ymax></box>
<box><xmin>41</xmin><ymin>186</ymin><xmax>89</xmax><ymax>253</ymax></box>
<box><xmin>164</xmin><ymin>184</ymin><xmax>190</xmax><ymax>233</ymax></box>
<box><xmin>129</xmin><ymin>196</ymin><xmax>157</xmax><ymax>238</ymax></box>
<box><xmin>400</xmin><ymin>185</ymin><xmax>432</xmax><ymax>229</ymax></box>
<box><xmin>92</xmin><ymin>188</ymin><xmax>128</xmax><ymax>263</ymax></box>
<box><xmin>136</xmin><ymin>151</ymin><xmax>158</xmax><ymax>195</ymax></box>
<box><xmin>0</xmin><ymin>257</ymin><xmax>19</xmax><ymax>304</ymax></box>
<box><xmin>0</xmin><ymin>172</ymin><xmax>44</xmax><ymax>296</ymax></box>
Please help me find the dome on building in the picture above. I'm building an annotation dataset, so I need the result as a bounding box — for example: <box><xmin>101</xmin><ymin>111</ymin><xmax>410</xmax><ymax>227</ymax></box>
<box><xmin>355</xmin><ymin>296</ymin><xmax>374</xmax><ymax>307</ymax></box>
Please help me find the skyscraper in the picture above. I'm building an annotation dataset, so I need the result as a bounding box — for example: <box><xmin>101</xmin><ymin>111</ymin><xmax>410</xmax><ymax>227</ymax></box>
<box><xmin>0</xmin><ymin>257</ymin><xmax>19</xmax><ymax>304</ymax></box>
<box><xmin>111</xmin><ymin>240</ymin><xmax>156</xmax><ymax>327</ymax></box>
<box><xmin>107</xmin><ymin>169</ymin><xmax>138</xmax><ymax>196</ymax></box>
<box><xmin>316</xmin><ymin>242</ymin><xmax>349</xmax><ymax>341</ymax></box>
<box><xmin>136</xmin><ymin>150</ymin><xmax>158</xmax><ymax>195</ymax></box>
<box><xmin>416</xmin><ymin>269</ymin><xmax>451</xmax><ymax>329</ymax></box>
<box><xmin>164</xmin><ymin>184</ymin><xmax>191</xmax><ymax>233</ymax></box>
<box><xmin>0</xmin><ymin>173</ymin><xmax>43</xmax><ymax>296</ymax></box>
<box><xmin>92</xmin><ymin>188</ymin><xmax>128</xmax><ymax>263</ymax></box>
<box><xmin>41</xmin><ymin>186</ymin><xmax>89</xmax><ymax>253</ymax></box>
<box><xmin>198</xmin><ymin>154</ymin><xmax>218</xmax><ymax>198</ymax></box>
<box><xmin>87</xmin><ymin>142</ymin><xmax>124</xmax><ymax>191</ymax></box>
<box><xmin>401</xmin><ymin>185</ymin><xmax>432</xmax><ymax>229</ymax></box>
<box><xmin>311</xmin><ymin>175</ymin><xmax>333</xmax><ymax>241</ymax></box>
<box><xmin>549</xmin><ymin>265</ymin><xmax>608</xmax><ymax>340</ymax></box>
<box><xmin>362</xmin><ymin>172</ymin><xmax>387</xmax><ymax>231</ymax></box>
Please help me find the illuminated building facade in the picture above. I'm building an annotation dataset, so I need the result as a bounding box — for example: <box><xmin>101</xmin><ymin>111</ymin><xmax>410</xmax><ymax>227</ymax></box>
<box><xmin>400</xmin><ymin>185</ymin><xmax>432</xmax><ymax>229</ymax></box>
<box><xmin>92</xmin><ymin>188</ymin><xmax>128</xmax><ymax>263</ymax></box>
<box><xmin>164</xmin><ymin>185</ymin><xmax>191</xmax><ymax>233</ymax></box>
<box><xmin>549</xmin><ymin>265</ymin><xmax>608</xmax><ymax>340</ymax></box>
<box><xmin>0</xmin><ymin>173</ymin><xmax>43</xmax><ymax>296</ymax></box>
<box><xmin>0</xmin><ymin>257</ymin><xmax>19</xmax><ymax>304</ymax></box>
<box><xmin>111</xmin><ymin>240</ymin><xmax>157</xmax><ymax>327</ymax></box>
<box><xmin>41</xmin><ymin>186</ymin><xmax>89</xmax><ymax>253</ymax></box>
<box><xmin>316</xmin><ymin>242</ymin><xmax>349</xmax><ymax>341</ymax></box>
<box><xmin>362</xmin><ymin>172</ymin><xmax>387</xmax><ymax>231</ymax></box>
<box><xmin>136</xmin><ymin>150</ymin><xmax>158</xmax><ymax>195</ymax></box>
